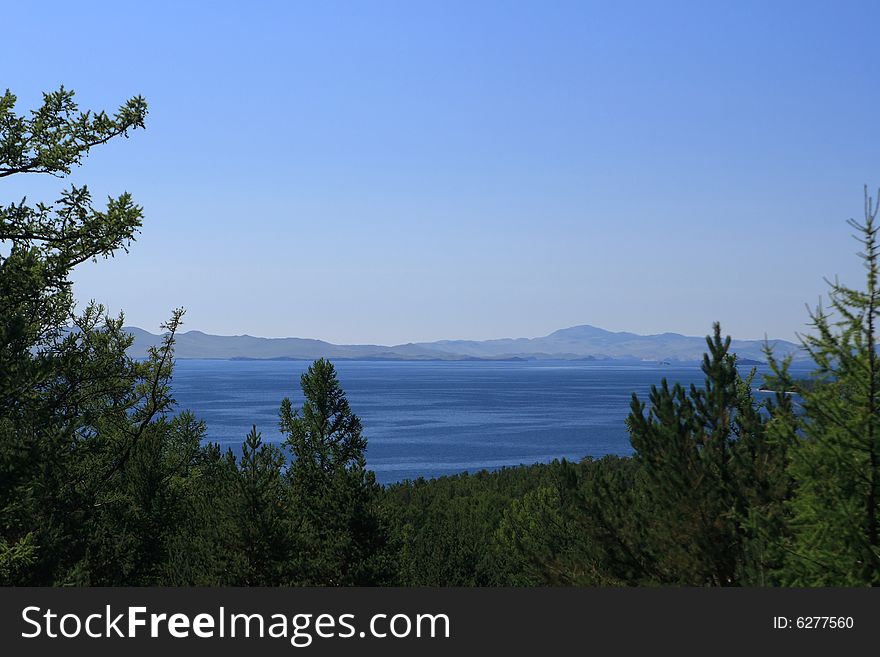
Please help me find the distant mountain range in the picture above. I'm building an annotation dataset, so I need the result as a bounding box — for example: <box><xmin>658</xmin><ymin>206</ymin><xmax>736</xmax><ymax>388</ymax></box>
<box><xmin>124</xmin><ymin>324</ymin><xmax>807</xmax><ymax>364</ymax></box>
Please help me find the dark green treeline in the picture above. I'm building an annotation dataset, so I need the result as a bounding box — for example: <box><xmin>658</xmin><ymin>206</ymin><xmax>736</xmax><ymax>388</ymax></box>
<box><xmin>3</xmin><ymin>89</ymin><xmax>879</xmax><ymax>586</ymax></box>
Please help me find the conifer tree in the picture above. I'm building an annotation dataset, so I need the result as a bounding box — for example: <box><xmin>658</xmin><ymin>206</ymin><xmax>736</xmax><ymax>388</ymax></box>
<box><xmin>0</xmin><ymin>87</ymin><xmax>191</xmax><ymax>584</ymax></box>
<box><xmin>280</xmin><ymin>359</ymin><xmax>391</xmax><ymax>585</ymax></box>
<box><xmin>626</xmin><ymin>324</ymin><xmax>793</xmax><ymax>585</ymax></box>
<box><xmin>232</xmin><ymin>425</ymin><xmax>291</xmax><ymax>585</ymax></box>
<box><xmin>784</xmin><ymin>188</ymin><xmax>880</xmax><ymax>585</ymax></box>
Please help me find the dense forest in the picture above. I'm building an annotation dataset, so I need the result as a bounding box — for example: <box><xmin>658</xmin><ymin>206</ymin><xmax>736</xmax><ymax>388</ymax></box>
<box><xmin>2</xmin><ymin>89</ymin><xmax>879</xmax><ymax>586</ymax></box>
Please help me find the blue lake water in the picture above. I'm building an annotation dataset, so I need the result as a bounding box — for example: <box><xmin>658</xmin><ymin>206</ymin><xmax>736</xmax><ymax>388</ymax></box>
<box><xmin>169</xmin><ymin>359</ymin><xmax>801</xmax><ymax>484</ymax></box>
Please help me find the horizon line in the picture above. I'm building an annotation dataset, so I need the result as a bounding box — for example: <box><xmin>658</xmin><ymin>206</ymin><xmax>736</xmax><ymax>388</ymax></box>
<box><xmin>122</xmin><ymin>323</ymin><xmax>801</xmax><ymax>347</ymax></box>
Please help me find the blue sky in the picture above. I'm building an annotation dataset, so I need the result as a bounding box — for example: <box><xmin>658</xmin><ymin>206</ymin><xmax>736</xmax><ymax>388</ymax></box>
<box><xmin>3</xmin><ymin>0</ymin><xmax>879</xmax><ymax>343</ymax></box>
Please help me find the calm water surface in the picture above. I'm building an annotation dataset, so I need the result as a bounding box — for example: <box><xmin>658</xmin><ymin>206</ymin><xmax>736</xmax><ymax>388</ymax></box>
<box><xmin>169</xmin><ymin>359</ymin><xmax>797</xmax><ymax>484</ymax></box>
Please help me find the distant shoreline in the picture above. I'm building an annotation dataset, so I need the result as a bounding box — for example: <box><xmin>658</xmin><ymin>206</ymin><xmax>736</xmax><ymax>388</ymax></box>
<box><xmin>166</xmin><ymin>356</ymin><xmax>782</xmax><ymax>367</ymax></box>
<box><xmin>123</xmin><ymin>323</ymin><xmax>808</xmax><ymax>364</ymax></box>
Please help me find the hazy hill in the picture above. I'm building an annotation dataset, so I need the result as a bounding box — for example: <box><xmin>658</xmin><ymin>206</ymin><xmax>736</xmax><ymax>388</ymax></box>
<box><xmin>416</xmin><ymin>325</ymin><xmax>803</xmax><ymax>362</ymax></box>
<box><xmin>124</xmin><ymin>324</ymin><xmax>806</xmax><ymax>363</ymax></box>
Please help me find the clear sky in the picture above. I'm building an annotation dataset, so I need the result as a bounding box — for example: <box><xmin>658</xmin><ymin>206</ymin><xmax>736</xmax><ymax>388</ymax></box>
<box><xmin>4</xmin><ymin>0</ymin><xmax>880</xmax><ymax>344</ymax></box>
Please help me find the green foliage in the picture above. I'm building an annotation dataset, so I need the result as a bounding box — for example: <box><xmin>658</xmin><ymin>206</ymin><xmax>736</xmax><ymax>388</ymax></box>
<box><xmin>0</xmin><ymin>86</ymin><xmax>146</xmax><ymax>178</ymax></box>
<box><xmin>160</xmin><ymin>443</ymin><xmax>242</xmax><ymax>586</ymax></box>
<box><xmin>495</xmin><ymin>472</ymin><xmax>581</xmax><ymax>585</ymax></box>
<box><xmin>624</xmin><ymin>325</ymin><xmax>796</xmax><ymax>585</ymax></box>
<box><xmin>280</xmin><ymin>359</ymin><xmax>392</xmax><ymax>585</ymax></box>
<box><xmin>782</xmin><ymin>188</ymin><xmax>880</xmax><ymax>585</ymax></box>
<box><xmin>72</xmin><ymin>410</ymin><xmax>208</xmax><ymax>585</ymax></box>
<box><xmin>384</xmin><ymin>466</ymin><xmax>556</xmax><ymax>585</ymax></box>
<box><xmin>0</xmin><ymin>86</ymin><xmax>197</xmax><ymax>585</ymax></box>
<box><xmin>0</xmin><ymin>88</ymin><xmax>147</xmax><ymax>387</ymax></box>
<box><xmin>0</xmin><ymin>533</ymin><xmax>37</xmax><ymax>582</ymax></box>
<box><xmin>225</xmin><ymin>426</ymin><xmax>293</xmax><ymax>585</ymax></box>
